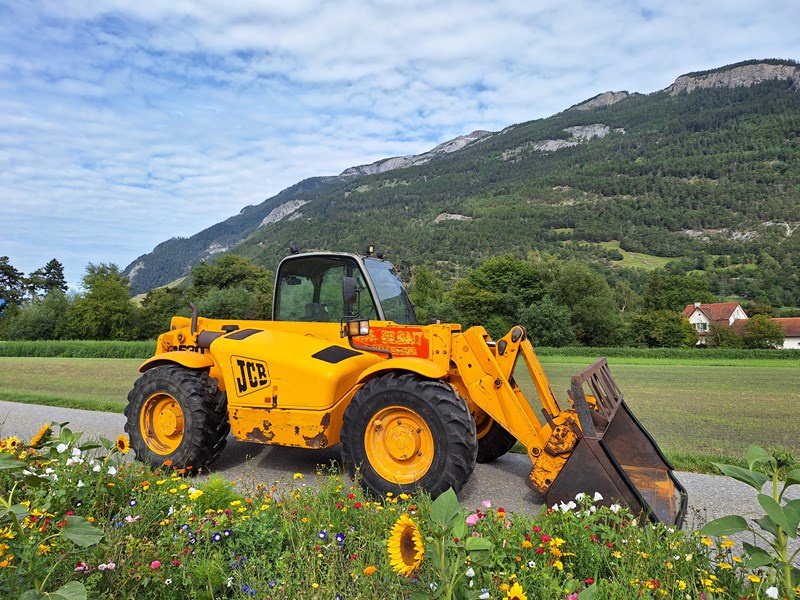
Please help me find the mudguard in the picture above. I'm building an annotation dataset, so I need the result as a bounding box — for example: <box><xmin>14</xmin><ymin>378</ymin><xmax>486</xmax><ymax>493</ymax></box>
<box><xmin>138</xmin><ymin>351</ymin><xmax>215</xmax><ymax>373</ymax></box>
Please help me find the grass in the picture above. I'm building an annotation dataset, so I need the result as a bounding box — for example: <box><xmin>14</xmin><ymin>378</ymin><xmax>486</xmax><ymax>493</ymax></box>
<box><xmin>1</xmin><ymin>355</ymin><xmax>797</xmax><ymax>473</ymax></box>
<box><xmin>598</xmin><ymin>240</ymin><xmax>674</xmax><ymax>269</ymax></box>
<box><xmin>0</xmin><ymin>357</ymin><xmax>139</xmax><ymax>413</ymax></box>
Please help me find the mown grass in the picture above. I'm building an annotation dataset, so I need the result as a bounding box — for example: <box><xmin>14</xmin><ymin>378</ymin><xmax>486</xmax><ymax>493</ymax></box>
<box><xmin>0</xmin><ymin>356</ymin><xmax>797</xmax><ymax>473</ymax></box>
<box><xmin>598</xmin><ymin>240</ymin><xmax>674</xmax><ymax>270</ymax></box>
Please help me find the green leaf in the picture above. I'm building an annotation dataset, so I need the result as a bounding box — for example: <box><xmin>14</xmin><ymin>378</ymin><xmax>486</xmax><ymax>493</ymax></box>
<box><xmin>785</xmin><ymin>468</ymin><xmax>800</xmax><ymax>488</ymax></box>
<box><xmin>783</xmin><ymin>499</ymin><xmax>800</xmax><ymax>538</ymax></box>
<box><xmin>10</xmin><ymin>503</ymin><xmax>30</xmax><ymax>518</ymax></box>
<box><xmin>757</xmin><ymin>493</ymin><xmax>790</xmax><ymax>532</ymax></box>
<box><xmin>578</xmin><ymin>584</ymin><xmax>598</xmax><ymax>600</ymax></box>
<box><xmin>430</xmin><ymin>488</ymin><xmax>461</xmax><ymax>531</ymax></box>
<box><xmin>745</xmin><ymin>445</ymin><xmax>775</xmax><ymax>470</ymax></box>
<box><xmin>20</xmin><ymin>590</ymin><xmax>44</xmax><ymax>600</ymax></box>
<box><xmin>743</xmin><ymin>542</ymin><xmax>774</xmax><ymax>569</ymax></box>
<box><xmin>49</xmin><ymin>581</ymin><xmax>88</xmax><ymax>600</ymax></box>
<box><xmin>713</xmin><ymin>463</ymin><xmax>769</xmax><ymax>491</ymax></box>
<box><xmin>465</xmin><ymin>537</ymin><xmax>493</xmax><ymax>552</ymax></box>
<box><xmin>452</xmin><ymin>520</ymin><xmax>467</xmax><ymax>541</ymax></box>
<box><xmin>61</xmin><ymin>516</ymin><xmax>103</xmax><ymax>547</ymax></box>
<box><xmin>755</xmin><ymin>515</ymin><xmax>778</xmax><ymax>536</ymax></box>
<box><xmin>0</xmin><ymin>454</ymin><xmax>25</xmax><ymax>470</ymax></box>
<box><xmin>410</xmin><ymin>592</ymin><xmax>428</xmax><ymax>600</ymax></box>
<box><xmin>700</xmin><ymin>515</ymin><xmax>749</xmax><ymax>537</ymax></box>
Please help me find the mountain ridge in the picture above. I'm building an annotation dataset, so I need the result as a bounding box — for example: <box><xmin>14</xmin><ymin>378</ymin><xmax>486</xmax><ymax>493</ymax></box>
<box><xmin>124</xmin><ymin>58</ymin><xmax>800</xmax><ymax>301</ymax></box>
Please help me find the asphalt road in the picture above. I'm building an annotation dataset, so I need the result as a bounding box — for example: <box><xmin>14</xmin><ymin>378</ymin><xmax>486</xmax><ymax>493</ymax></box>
<box><xmin>1</xmin><ymin>399</ymin><xmax>797</xmax><ymax>542</ymax></box>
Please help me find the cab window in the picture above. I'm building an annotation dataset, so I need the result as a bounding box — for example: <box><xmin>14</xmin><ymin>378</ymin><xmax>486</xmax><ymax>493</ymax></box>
<box><xmin>274</xmin><ymin>256</ymin><xmax>377</xmax><ymax>322</ymax></box>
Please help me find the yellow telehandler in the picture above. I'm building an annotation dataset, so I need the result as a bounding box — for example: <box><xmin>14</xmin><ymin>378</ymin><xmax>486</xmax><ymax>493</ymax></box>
<box><xmin>125</xmin><ymin>249</ymin><xmax>687</xmax><ymax>525</ymax></box>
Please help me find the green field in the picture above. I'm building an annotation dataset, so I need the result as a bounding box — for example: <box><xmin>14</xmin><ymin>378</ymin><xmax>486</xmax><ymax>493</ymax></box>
<box><xmin>597</xmin><ymin>240</ymin><xmax>675</xmax><ymax>270</ymax></box>
<box><xmin>1</xmin><ymin>356</ymin><xmax>798</xmax><ymax>471</ymax></box>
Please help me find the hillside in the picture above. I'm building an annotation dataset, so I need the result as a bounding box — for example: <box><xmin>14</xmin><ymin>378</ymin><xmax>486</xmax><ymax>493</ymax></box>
<box><xmin>124</xmin><ymin>59</ymin><xmax>800</xmax><ymax>306</ymax></box>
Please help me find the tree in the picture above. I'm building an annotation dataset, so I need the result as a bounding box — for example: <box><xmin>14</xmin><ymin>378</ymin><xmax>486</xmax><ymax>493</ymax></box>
<box><xmin>6</xmin><ymin>291</ymin><xmax>70</xmax><ymax>340</ymax></box>
<box><xmin>0</xmin><ymin>256</ymin><xmax>24</xmax><ymax>307</ymax></box>
<box><xmin>630</xmin><ymin>310</ymin><xmax>696</xmax><ymax>348</ymax></box>
<box><xmin>138</xmin><ymin>287</ymin><xmax>189</xmax><ymax>339</ymax></box>
<box><xmin>408</xmin><ymin>266</ymin><xmax>445</xmax><ymax>323</ymax></box>
<box><xmin>706</xmin><ymin>322</ymin><xmax>744</xmax><ymax>348</ymax></box>
<box><xmin>570</xmin><ymin>295</ymin><xmax>628</xmax><ymax>347</ymax></box>
<box><xmin>60</xmin><ymin>263</ymin><xmax>137</xmax><ymax>340</ymax></box>
<box><xmin>520</xmin><ymin>298</ymin><xmax>575</xmax><ymax>347</ymax></box>
<box><xmin>190</xmin><ymin>254</ymin><xmax>272</xmax><ymax>319</ymax></box>
<box><xmin>198</xmin><ymin>286</ymin><xmax>264</xmax><ymax>320</ymax></box>
<box><xmin>741</xmin><ymin>314</ymin><xmax>784</xmax><ymax>349</ymax></box>
<box><xmin>40</xmin><ymin>259</ymin><xmax>68</xmax><ymax>294</ymax></box>
<box><xmin>643</xmin><ymin>273</ymin><xmax>716</xmax><ymax>312</ymax></box>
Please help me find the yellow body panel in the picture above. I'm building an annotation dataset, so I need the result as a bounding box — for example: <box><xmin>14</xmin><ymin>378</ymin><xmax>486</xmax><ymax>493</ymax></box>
<box><xmin>356</xmin><ymin>357</ymin><xmax>448</xmax><ymax>384</ymax></box>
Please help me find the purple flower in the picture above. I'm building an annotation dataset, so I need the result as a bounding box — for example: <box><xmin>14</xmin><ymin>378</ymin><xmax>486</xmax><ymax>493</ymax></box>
<box><xmin>317</xmin><ymin>530</ymin><xmax>328</xmax><ymax>540</ymax></box>
<box><xmin>129</xmin><ymin>499</ymin><xmax>137</xmax><ymax>507</ymax></box>
<box><xmin>223</xmin><ymin>529</ymin><xmax>232</xmax><ymax>537</ymax></box>
<box><xmin>335</xmin><ymin>533</ymin><xmax>345</xmax><ymax>544</ymax></box>
<box><xmin>211</xmin><ymin>533</ymin><xmax>222</xmax><ymax>542</ymax></box>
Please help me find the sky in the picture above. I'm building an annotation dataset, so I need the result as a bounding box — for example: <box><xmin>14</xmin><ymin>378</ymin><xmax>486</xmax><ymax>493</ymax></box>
<box><xmin>1</xmin><ymin>1</ymin><xmax>799</xmax><ymax>289</ymax></box>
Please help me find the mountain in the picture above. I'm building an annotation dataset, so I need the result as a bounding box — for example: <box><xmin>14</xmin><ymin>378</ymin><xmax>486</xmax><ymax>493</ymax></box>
<box><xmin>124</xmin><ymin>59</ymin><xmax>800</xmax><ymax>306</ymax></box>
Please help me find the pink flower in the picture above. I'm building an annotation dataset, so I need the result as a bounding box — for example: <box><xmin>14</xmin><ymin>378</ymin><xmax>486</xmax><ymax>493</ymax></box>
<box><xmin>567</xmin><ymin>594</ymin><xmax>579</xmax><ymax>600</ymax></box>
<box><xmin>466</xmin><ymin>513</ymin><xmax>480</xmax><ymax>526</ymax></box>
<box><xmin>107</xmin><ymin>562</ymin><xmax>116</xmax><ymax>570</ymax></box>
<box><xmin>481</xmin><ymin>500</ymin><xmax>491</xmax><ymax>508</ymax></box>
<box><xmin>150</xmin><ymin>561</ymin><xmax>161</xmax><ymax>569</ymax></box>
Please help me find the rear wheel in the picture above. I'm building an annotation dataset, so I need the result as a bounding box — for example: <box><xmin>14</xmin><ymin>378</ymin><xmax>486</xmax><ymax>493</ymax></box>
<box><xmin>124</xmin><ymin>365</ymin><xmax>229</xmax><ymax>472</ymax></box>
<box><xmin>475</xmin><ymin>413</ymin><xmax>518</xmax><ymax>463</ymax></box>
<box><xmin>341</xmin><ymin>372</ymin><xmax>477</xmax><ymax>498</ymax></box>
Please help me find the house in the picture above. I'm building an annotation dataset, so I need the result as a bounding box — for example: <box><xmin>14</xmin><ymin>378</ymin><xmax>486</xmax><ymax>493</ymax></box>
<box><xmin>773</xmin><ymin>317</ymin><xmax>800</xmax><ymax>349</ymax></box>
<box><xmin>681</xmin><ymin>302</ymin><xmax>748</xmax><ymax>341</ymax></box>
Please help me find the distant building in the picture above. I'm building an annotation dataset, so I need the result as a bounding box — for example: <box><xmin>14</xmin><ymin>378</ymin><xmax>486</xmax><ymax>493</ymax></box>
<box><xmin>773</xmin><ymin>317</ymin><xmax>800</xmax><ymax>349</ymax></box>
<box><xmin>681</xmin><ymin>302</ymin><xmax>748</xmax><ymax>343</ymax></box>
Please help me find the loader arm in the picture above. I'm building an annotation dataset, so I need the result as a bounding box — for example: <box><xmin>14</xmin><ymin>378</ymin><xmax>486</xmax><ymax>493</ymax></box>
<box><xmin>451</xmin><ymin>325</ymin><xmax>687</xmax><ymax>527</ymax></box>
<box><xmin>451</xmin><ymin>325</ymin><xmax>581</xmax><ymax>494</ymax></box>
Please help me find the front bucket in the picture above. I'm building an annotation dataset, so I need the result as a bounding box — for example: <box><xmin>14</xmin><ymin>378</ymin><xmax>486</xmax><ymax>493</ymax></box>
<box><xmin>545</xmin><ymin>358</ymin><xmax>688</xmax><ymax>527</ymax></box>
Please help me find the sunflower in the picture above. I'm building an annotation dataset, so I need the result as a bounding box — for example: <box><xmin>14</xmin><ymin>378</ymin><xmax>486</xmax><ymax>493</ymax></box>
<box><xmin>505</xmin><ymin>582</ymin><xmax>528</xmax><ymax>600</ymax></box>
<box><xmin>387</xmin><ymin>514</ymin><xmax>424</xmax><ymax>577</ymax></box>
<box><xmin>115</xmin><ymin>435</ymin><xmax>131</xmax><ymax>454</ymax></box>
<box><xmin>28</xmin><ymin>424</ymin><xmax>52</xmax><ymax>448</ymax></box>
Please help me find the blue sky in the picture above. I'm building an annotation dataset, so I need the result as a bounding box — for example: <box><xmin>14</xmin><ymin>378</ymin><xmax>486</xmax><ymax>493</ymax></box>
<box><xmin>2</xmin><ymin>0</ymin><xmax>799</xmax><ymax>289</ymax></box>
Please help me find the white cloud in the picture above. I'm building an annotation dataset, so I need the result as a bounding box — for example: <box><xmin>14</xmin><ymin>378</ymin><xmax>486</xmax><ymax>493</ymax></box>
<box><xmin>0</xmin><ymin>0</ymin><xmax>798</xmax><ymax>286</ymax></box>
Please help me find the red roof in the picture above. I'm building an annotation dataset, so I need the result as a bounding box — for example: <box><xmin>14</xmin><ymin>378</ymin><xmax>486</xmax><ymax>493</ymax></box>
<box><xmin>682</xmin><ymin>302</ymin><xmax>744</xmax><ymax>322</ymax></box>
<box><xmin>774</xmin><ymin>317</ymin><xmax>800</xmax><ymax>337</ymax></box>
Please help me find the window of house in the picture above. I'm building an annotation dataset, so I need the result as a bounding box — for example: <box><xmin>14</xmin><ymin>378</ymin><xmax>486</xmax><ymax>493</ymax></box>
<box><xmin>696</xmin><ymin>322</ymin><xmax>708</xmax><ymax>332</ymax></box>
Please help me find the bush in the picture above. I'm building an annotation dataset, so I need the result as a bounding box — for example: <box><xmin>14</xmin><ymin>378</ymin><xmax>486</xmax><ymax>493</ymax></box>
<box><xmin>0</xmin><ymin>340</ymin><xmax>153</xmax><ymax>358</ymax></box>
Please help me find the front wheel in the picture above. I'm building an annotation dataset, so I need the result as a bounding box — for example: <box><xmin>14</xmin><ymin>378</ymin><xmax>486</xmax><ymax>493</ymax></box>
<box><xmin>475</xmin><ymin>411</ymin><xmax>518</xmax><ymax>463</ymax></box>
<box><xmin>340</xmin><ymin>372</ymin><xmax>477</xmax><ymax>498</ymax></box>
<box><xmin>124</xmin><ymin>365</ymin><xmax>229</xmax><ymax>472</ymax></box>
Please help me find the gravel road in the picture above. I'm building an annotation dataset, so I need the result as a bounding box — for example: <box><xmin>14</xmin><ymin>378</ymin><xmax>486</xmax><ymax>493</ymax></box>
<box><xmin>2</xmin><ymin>399</ymin><xmax>797</xmax><ymax>555</ymax></box>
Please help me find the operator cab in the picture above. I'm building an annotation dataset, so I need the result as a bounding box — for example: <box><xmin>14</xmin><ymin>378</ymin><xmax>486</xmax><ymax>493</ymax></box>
<box><xmin>273</xmin><ymin>252</ymin><xmax>417</xmax><ymax>324</ymax></box>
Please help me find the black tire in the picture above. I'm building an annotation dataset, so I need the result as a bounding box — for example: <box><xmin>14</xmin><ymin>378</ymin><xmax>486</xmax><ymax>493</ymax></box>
<box><xmin>124</xmin><ymin>365</ymin><xmax>229</xmax><ymax>472</ymax></box>
<box><xmin>476</xmin><ymin>419</ymin><xmax>518</xmax><ymax>463</ymax></box>
<box><xmin>340</xmin><ymin>372</ymin><xmax>477</xmax><ymax>498</ymax></box>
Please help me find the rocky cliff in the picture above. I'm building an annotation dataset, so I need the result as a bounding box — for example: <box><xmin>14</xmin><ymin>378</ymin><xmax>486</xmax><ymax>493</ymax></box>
<box><xmin>664</xmin><ymin>61</ymin><xmax>800</xmax><ymax>95</ymax></box>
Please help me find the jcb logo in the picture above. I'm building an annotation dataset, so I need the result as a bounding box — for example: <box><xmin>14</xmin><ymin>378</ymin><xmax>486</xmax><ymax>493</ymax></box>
<box><xmin>232</xmin><ymin>356</ymin><xmax>270</xmax><ymax>396</ymax></box>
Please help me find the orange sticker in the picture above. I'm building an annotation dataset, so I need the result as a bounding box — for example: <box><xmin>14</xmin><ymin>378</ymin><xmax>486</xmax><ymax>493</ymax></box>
<box><xmin>362</xmin><ymin>326</ymin><xmax>429</xmax><ymax>357</ymax></box>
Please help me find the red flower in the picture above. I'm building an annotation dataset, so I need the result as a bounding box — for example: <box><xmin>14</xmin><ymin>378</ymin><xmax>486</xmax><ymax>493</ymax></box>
<box><xmin>172</xmin><ymin>559</ymin><xmax>181</xmax><ymax>566</ymax></box>
<box><xmin>590</xmin><ymin>534</ymin><xmax>599</xmax><ymax>543</ymax></box>
<box><xmin>65</xmin><ymin>510</ymin><xmax>75</xmax><ymax>516</ymax></box>
<box><xmin>585</xmin><ymin>577</ymin><xmax>594</xmax><ymax>585</ymax></box>
<box><xmin>536</xmin><ymin>547</ymin><xmax>544</xmax><ymax>555</ymax></box>
<box><xmin>56</xmin><ymin>520</ymin><xmax>67</xmax><ymax>528</ymax></box>
<box><xmin>347</xmin><ymin>493</ymin><xmax>356</xmax><ymax>500</ymax></box>
<box><xmin>532</xmin><ymin>525</ymin><xmax>541</xmax><ymax>533</ymax></box>
<box><xmin>353</xmin><ymin>502</ymin><xmax>363</xmax><ymax>509</ymax></box>
<box><xmin>336</xmin><ymin>502</ymin><xmax>344</xmax><ymax>510</ymax></box>
<box><xmin>540</xmin><ymin>534</ymin><xmax>551</xmax><ymax>543</ymax></box>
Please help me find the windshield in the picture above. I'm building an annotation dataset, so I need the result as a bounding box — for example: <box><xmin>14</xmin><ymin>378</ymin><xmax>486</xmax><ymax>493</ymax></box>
<box><xmin>364</xmin><ymin>258</ymin><xmax>417</xmax><ymax>324</ymax></box>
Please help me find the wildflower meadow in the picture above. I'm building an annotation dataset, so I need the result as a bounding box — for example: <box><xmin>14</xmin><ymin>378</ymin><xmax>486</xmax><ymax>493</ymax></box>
<box><xmin>0</xmin><ymin>425</ymin><xmax>798</xmax><ymax>599</ymax></box>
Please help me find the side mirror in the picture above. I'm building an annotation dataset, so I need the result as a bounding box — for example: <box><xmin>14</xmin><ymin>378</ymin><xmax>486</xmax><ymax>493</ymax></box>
<box><xmin>343</xmin><ymin>276</ymin><xmax>359</xmax><ymax>305</ymax></box>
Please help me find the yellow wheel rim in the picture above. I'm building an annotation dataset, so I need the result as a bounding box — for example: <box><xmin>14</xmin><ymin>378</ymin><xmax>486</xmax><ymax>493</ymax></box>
<box><xmin>364</xmin><ymin>406</ymin><xmax>434</xmax><ymax>484</ymax></box>
<box><xmin>473</xmin><ymin>409</ymin><xmax>493</xmax><ymax>440</ymax></box>
<box><xmin>140</xmin><ymin>392</ymin><xmax>184</xmax><ymax>455</ymax></box>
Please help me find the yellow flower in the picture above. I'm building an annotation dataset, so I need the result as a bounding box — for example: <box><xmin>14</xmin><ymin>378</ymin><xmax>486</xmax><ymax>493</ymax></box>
<box><xmin>230</xmin><ymin>500</ymin><xmax>241</xmax><ymax>507</ymax></box>
<box><xmin>37</xmin><ymin>543</ymin><xmax>52</xmax><ymax>556</ymax></box>
<box><xmin>155</xmin><ymin>479</ymin><xmax>166</xmax><ymax>485</ymax></box>
<box><xmin>0</xmin><ymin>543</ymin><xmax>8</xmax><ymax>556</ymax></box>
<box><xmin>612</xmin><ymin>551</ymin><xmax>622</xmax><ymax>558</ymax></box>
<box><xmin>747</xmin><ymin>574</ymin><xmax>761</xmax><ymax>583</ymax></box>
<box><xmin>719</xmin><ymin>537</ymin><xmax>735</xmax><ymax>549</ymax></box>
<box><xmin>718</xmin><ymin>562</ymin><xmax>732</xmax><ymax>570</ymax></box>
<box><xmin>553</xmin><ymin>559</ymin><xmax>563</xmax><ymax>571</ymax></box>
<box><xmin>676</xmin><ymin>580</ymin><xmax>687</xmax><ymax>591</ymax></box>
<box><xmin>28</xmin><ymin>424</ymin><xmax>52</xmax><ymax>448</ymax></box>
<box><xmin>387</xmin><ymin>514</ymin><xmax>424</xmax><ymax>577</ymax></box>
<box><xmin>700</xmin><ymin>536</ymin><xmax>713</xmax><ymax>547</ymax></box>
<box><xmin>312</xmin><ymin>583</ymin><xmax>319</xmax><ymax>589</ymax></box>
<box><xmin>0</xmin><ymin>554</ymin><xmax>14</xmax><ymax>568</ymax></box>
<box><xmin>115</xmin><ymin>435</ymin><xmax>131</xmax><ymax>454</ymax></box>
<box><xmin>188</xmin><ymin>489</ymin><xmax>204</xmax><ymax>501</ymax></box>
<box><xmin>505</xmin><ymin>581</ymin><xmax>528</xmax><ymax>600</ymax></box>
<box><xmin>363</xmin><ymin>565</ymin><xmax>377</xmax><ymax>576</ymax></box>
<box><xmin>522</xmin><ymin>540</ymin><xmax>533</xmax><ymax>548</ymax></box>
<box><xmin>293</xmin><ymin>472</ymin><xmax>303</xmax><ymax>480</ymax></box>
